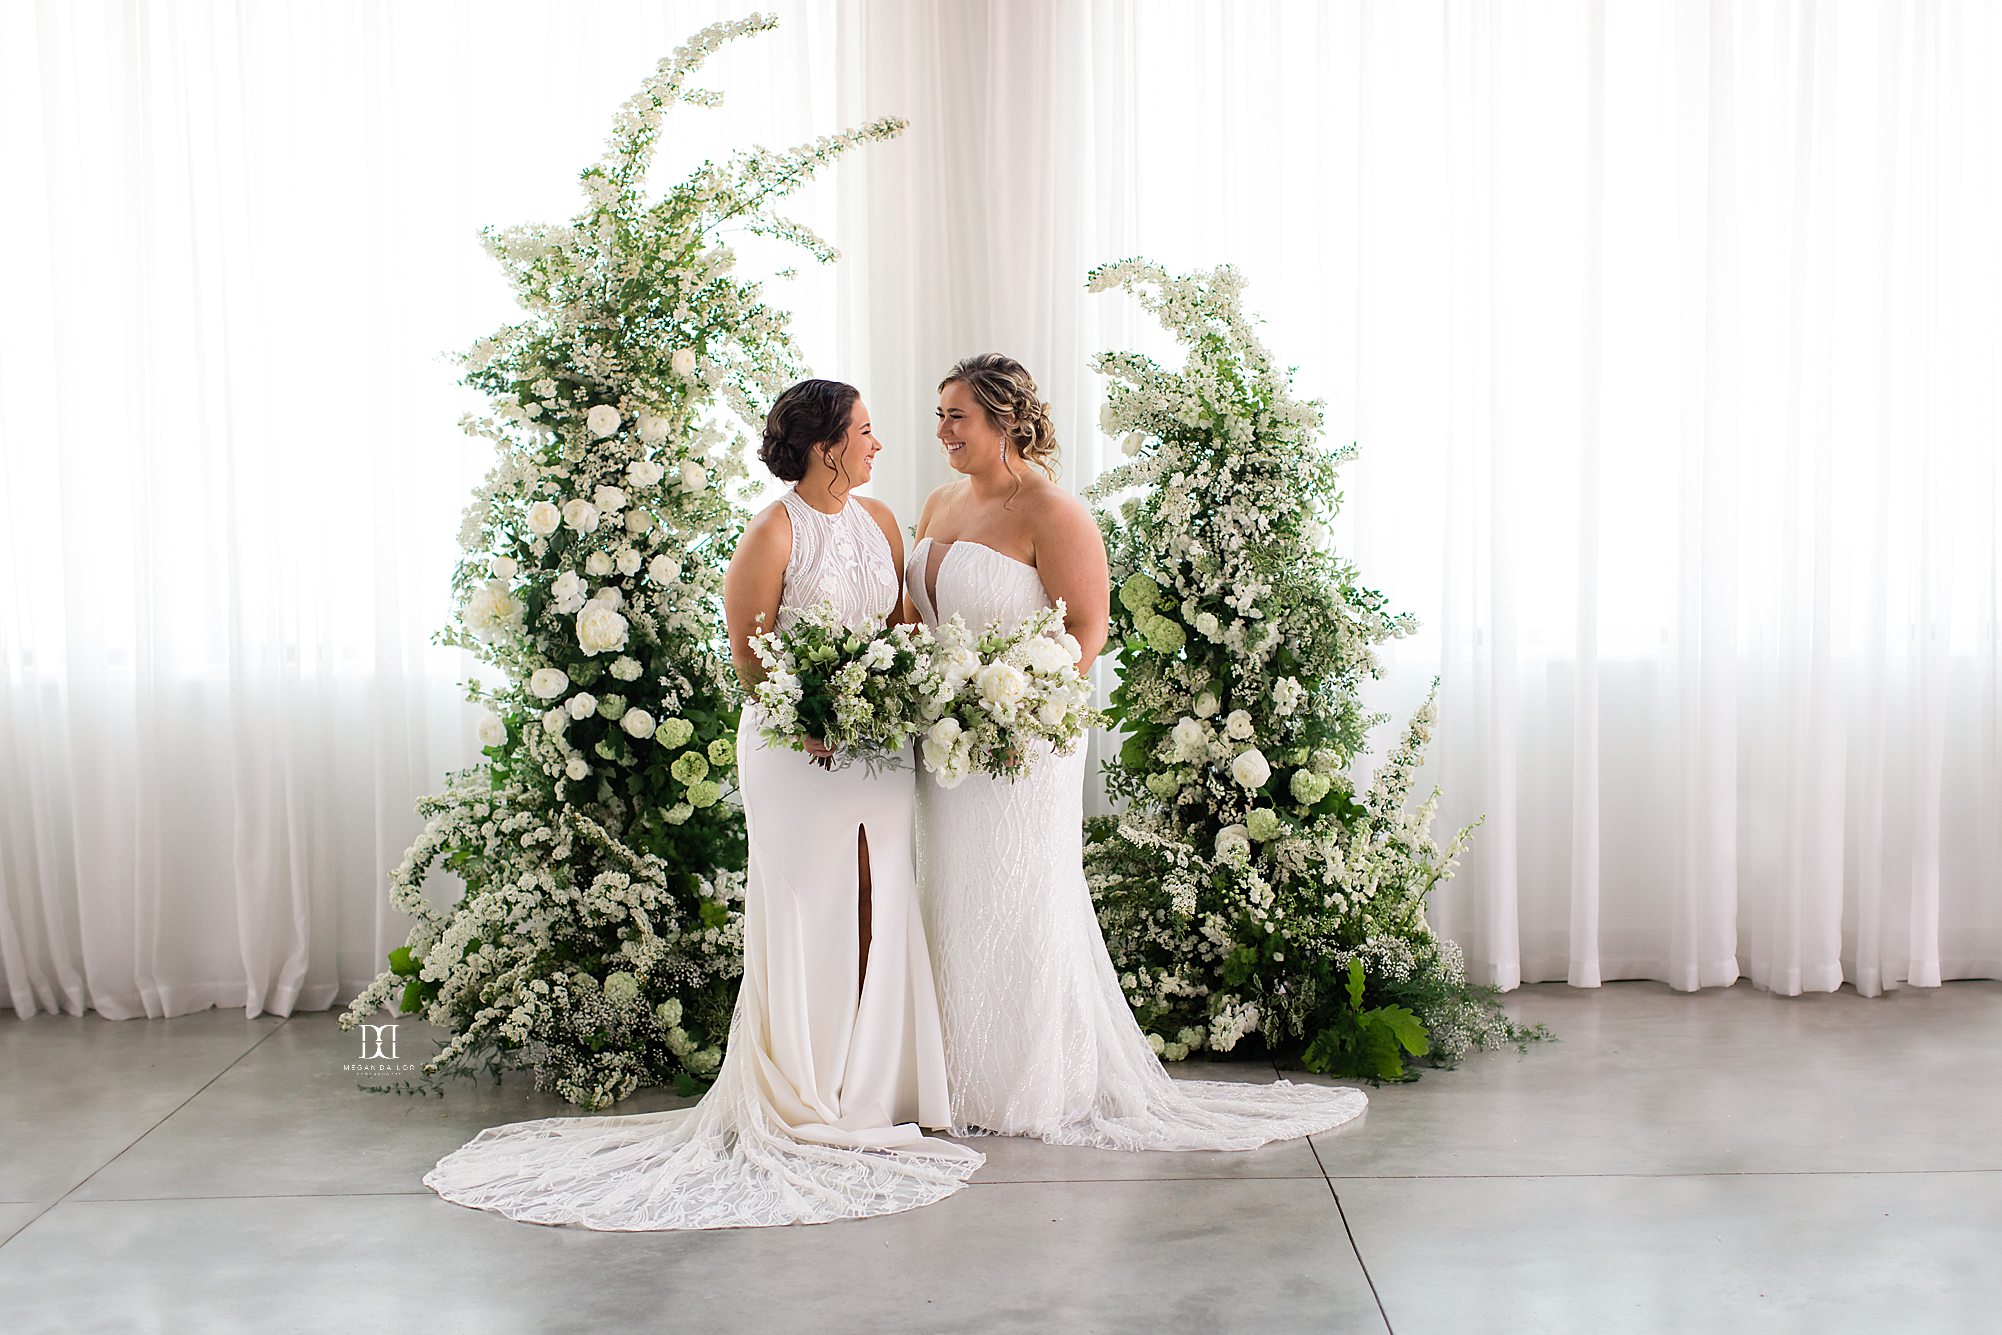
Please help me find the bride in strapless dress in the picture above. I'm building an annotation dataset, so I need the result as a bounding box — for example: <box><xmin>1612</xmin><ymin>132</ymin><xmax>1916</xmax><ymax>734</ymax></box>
<box><xmin>906</xmin><ymin>354</ymin><xmax>1366</xmax><ymax>1150</ymax></box>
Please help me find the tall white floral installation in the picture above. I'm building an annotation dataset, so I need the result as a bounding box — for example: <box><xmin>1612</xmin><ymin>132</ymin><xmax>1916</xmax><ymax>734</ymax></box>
<box><xmin>339</xmin><ymin>15</ymin><xmax>907</xmax><ymax>1109</ymax></box>
<box><xmin>1084</xmin><ymin>259</ymin><xmax>1544</xmax><ymax>1080</ymax></box>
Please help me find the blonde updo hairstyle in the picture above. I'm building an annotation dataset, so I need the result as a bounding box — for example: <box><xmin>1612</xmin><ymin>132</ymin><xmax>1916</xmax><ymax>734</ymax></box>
<box><xmin>938</xmin><ymin>353</ymin><xmax>1060</xmax><ymax>481</ymax></box>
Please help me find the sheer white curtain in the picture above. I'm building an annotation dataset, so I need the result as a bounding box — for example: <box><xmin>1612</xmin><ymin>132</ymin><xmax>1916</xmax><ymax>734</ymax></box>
<box><xmin>0</xmin><ymin>0</ymin><xmax>856</xmax><ymax>1018</ymax></box>
<box><xmin>850</xmin><ymin>0</ymin><xmax>2000</xmax><ymax>995</ymax></box>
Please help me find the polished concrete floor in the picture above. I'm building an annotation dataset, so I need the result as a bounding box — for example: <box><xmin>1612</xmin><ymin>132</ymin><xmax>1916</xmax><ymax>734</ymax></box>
<box><xmin>1</xmin><ymin>980</ymin><xmax>1995</xmax><ymax>1334</ymax></box>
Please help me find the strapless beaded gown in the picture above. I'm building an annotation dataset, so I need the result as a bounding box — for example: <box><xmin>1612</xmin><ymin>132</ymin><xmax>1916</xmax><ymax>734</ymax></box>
<box><xmin>419</xmin><ymin>488</ymin><xmax>980</xmax><ymax>1230</ymax></box>
<box><xmin>906</xmin><ymin>534</ymin><xmax>1367</xmax><ymax>1149</ymax></box>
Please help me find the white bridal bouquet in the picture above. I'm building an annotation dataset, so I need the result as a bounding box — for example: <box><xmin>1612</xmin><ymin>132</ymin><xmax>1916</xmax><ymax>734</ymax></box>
<box><xmin>918</xmin><ymin>601</ymin><xmax>1099</xmax><ymax>788</ymax></box>
<box><xmin>748</xmin><ymin>602</ymin><xmax>934</xmax><ymax>770</ymax></box>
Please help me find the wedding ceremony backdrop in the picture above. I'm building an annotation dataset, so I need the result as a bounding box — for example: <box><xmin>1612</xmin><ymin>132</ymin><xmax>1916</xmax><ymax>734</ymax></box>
<box><xmin>4</xmin><ymin>0</ymin><xmax>1999</xmax><ymax>1045</ymax></box>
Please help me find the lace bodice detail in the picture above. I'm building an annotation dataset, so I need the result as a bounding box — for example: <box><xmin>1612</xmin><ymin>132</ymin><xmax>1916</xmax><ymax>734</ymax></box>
<box><xmin>777</xmin><ymin>488</ymin><xmax>898</xmax><ymax>634</ymax></box>
<box><xmin>904</xmin><ymin>537</ymin><xmax>1049</xmax><ymax>633</ymax></box>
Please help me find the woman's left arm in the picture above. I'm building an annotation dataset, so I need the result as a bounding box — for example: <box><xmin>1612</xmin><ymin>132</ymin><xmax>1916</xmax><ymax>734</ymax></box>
<box><xmin>1032</xmin><ymin>493</ymin><xmax>1111</xmax><ymax>672</ymax></box>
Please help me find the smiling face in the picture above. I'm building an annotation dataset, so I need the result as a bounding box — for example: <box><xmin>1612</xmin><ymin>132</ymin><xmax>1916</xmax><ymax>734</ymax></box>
<box><xmin>936</xmin><ymin>380</ymin><xmax>1009</xmax><ymax>475</ymax></box>
<box><xmin>820</xmin><ymin>397</ymin><xmax>879</xmax><ymax>487</ymax></box>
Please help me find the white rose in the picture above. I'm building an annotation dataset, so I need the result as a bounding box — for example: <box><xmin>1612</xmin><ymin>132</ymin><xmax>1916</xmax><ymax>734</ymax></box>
<box><xmin>490</xmin><ymin>556</ymin><xmax>518</xmax><ymax>580</ymax></box>
<box><xmin>585</xmin><ymin>550</ymin><xmax>614</xmax><ymax>577</ymax></box>
<box><xmin>526</xmin><ymin>500</ymin><xmax>562</xmax><ymax>536</ymax></box>
<box><xmin>636</xmin><ymin>414</ymin><xmax>670</xmax><ymax>445</ymax></box>
<box><xmin>541</xmin><ymin>707</ymin><xmax>567</xmax><ymax>736</ymax></box>
<box><xmin>565</xmin><ymin>756</ymin><xmax>591</xmax><ymax>781</ymax></box>
<box><xmin>679</xmin><ymin>461</ymin><xmax>708</xmax><ymax>493</ymax></box>
<box><xmin>975</xmin><ymin>661</ymin><xmax>1028</xmax><ymax>707</ymax></box>
<box><xmin>576</xmin><ymin>602</ymin><xmax>630</xmax><ymax>655</ymax></box>
<box><xmin>648</xmin><ymin>554</ymin><xmax>682</xmax><ymax>584</ymax></box>
<box><xmin>1171</xmin><ymin>716</ymin><xmax>1205</xmax><ymax>759</ymax></box>
<box><xmin>1225</xmin><ymin>709</ymin><xmax>1255</xmax><ymax>741</ymax></box>
<box><xmin>561</xmin><ymin>498</ymin><xmax>600</xmax><ymax>533</ymax></box>
<box><xmin>550</xmin><ymin>570</ymin><xmax>587</xmax><ymax>614</ymax></box>
<box><xmin>1037</xmin><ymin>698</ymin><xmax>1068</xmax><ymax>728</ymax></box>
<box><xmin>671</xmin><ymin>347</ymin><xmax>697</xmax><ymax>377</ymax></box>
<box><xmin>529</xmin><ymin>667</ymin><xmax>570</xmax><ymax>699</ymax></box>
<box><xmin>1230</xmin><ymin>747</ymin><xmax>1272</xmax><ymax>790</ymax></box>
<box><xmin>627</xmin><ymin>457</ymin><xmax>665</xmax><ymax>487</ymax></box>
<box><xmin>567</xmin><ymin>692</ymin><xmax>597</xmax><ymax>720</ymax></box>
<box><xmin>1193</xmin><ymin>691</ymin><xmax>1220</xmax><ymax>719</ymax></box>
<box><xmin>1214</xmin><ymin>823</ymin><xmax>1251</xmax><ymax>862</ymax></box>
<box><xmin>624</xmin><ymin>509</ymin><xmax>655</xmax><ymax>536</ymax></box>
<box><xmin>585</xmin><ymin>403</ymin><xmax>621</xmax><ymax>438</ymax></box>
<box><xmin>476</xmin><ymin>712</ymin><xmax>506</xmax><ymax>747</ymax></box>
<box><xmin>593</xmin><ymin>483</ymin><xmax>627</xmax><ymax>513</ymax></box>
<box><xmin>591</xmin><ymin>584</ymin><xmax>622</xmax><ymax>605</ymax></box>
<box><xmin>615</xmin><ymin>547</ymin><xmax>642</xmax><ymax>576</ymax></box>
<box><xmin>620</xmin><ymin>707</ymin><xmax>656</xmax><ymax>739</ymax></box>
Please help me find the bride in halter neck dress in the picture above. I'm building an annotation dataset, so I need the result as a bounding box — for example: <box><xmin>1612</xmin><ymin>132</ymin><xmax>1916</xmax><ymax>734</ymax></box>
<box><xmin>420</xmin><ymin>381</ymin><xmax>980</xmax><ymax>1230</ymax></box>
<box><xmin>906</xmin><ymin>354</ymin><xmax>1367</xmax><ymax>1150</ymax></box>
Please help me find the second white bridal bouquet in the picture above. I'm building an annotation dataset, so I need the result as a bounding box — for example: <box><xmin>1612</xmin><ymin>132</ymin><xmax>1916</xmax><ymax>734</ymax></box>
<box><xmin>919</xmin><ymin>601</ymin><xmax>1100</xmax><ymax>787</ymax></box>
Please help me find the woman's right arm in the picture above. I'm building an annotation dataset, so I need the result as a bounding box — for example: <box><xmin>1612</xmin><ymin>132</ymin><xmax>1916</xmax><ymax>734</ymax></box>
<box><xmin>723</xmin><ymin>504</ymin><xmax>790</xmax><ymax>690</ymax></box>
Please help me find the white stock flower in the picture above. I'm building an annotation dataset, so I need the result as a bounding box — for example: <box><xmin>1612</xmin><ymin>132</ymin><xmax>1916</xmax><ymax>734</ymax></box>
<box><xmin>561</xmin><ymin>499</ymin><xmax>600</xmax><ymax>533</ymax></box>
<box><xmin>576</xmin><ymin>601</ymin><xmax>630</xmax><ymax>655</ymax></box>
<box><xmin>671</xmin><ymin>348</ymin><xmax>697</xmax><ymax>377</ymax></box>
<box><xmin>1224</xmin><ymin>709</ymin><xmax>1255</xmax><ymax>741</ymax></box>
<box><xmin>679</xmin><ymin>461</ymin><xmax>708</xmax><ymax>493</ymax></box>
<box><xmin>1273</xmin><ymin>676</ymin><xmax>1305</xmax><ymax>716</ymax></box>
<box><xmin>476</xmin><ymin>712</ymin><xmax>506</xmax><ymax>747</ymax></box>
<box><xmin>620</xmin><ymin>707</ymin><xmax>656</xmax><ymax>739</ymax></box>
<box><xmin>530</xmin><ymin>667</ymin><xmax>570</xmax><ymax>699</ymax></box>
<box><xmin>586</xmin><ymin>403</ymin><xmax>622</xmax><ymax>438</ymax></box>
<box><xmin>627</xmin><ymin>457</ymin><xmax>665</xmax><ymax>487</ymax></box>
<box><xmin>567</xmin><ymin>692</ymin><xmax>598</xmax><ymax>720</ymax></box>
<box><xmin>526</xmin><ymin>501</ymin><xmax>562</xmax><ymax>536</ymax></box>
<box><xmin>585</xmin><ymin>551</ymin><xmax>614</xmax><ymax>577</ymax></box>
<box><xmin>648</xmin><ymin>554</ymin><xmax>682</xmax><ymax>584</ymax></box>
<box><xmin>1230</xmin><ymin>747</ymin><xmax>1272</xmax><ymax>790</ymax></box>
<box><xmin>636</xmin><ymin>415</ymin><xmax>670</xmax><ymax>446</ymax></box>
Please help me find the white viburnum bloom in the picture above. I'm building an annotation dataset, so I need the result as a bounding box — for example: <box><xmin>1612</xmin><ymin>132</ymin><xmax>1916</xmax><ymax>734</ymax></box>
<box><xmin>671</xmin><ymin>347</ymin><xmax>698</xmax><ymax>377</ymax></box>
<box><xmin>636</xmin><ymin>414</ymin><xmax>670</xmax><ymax>446</ymax></box>
<box><xmin>593</xmin><ymin>483</ymin><xmax>627</xmax><ymax>513</ymax></box>
<box><xmin>1225</xmin><ymin>709</ymin><xmax>1255</xmax><ymax>741</ymax></box>
<box><xmin>648</xmin><ymin>554</ymin><xmax>682</xmax><ymax>584</ymax></box>
<box><xmin>576</xmin><ymin>602</ymin><xmax>630</xmax><ymax>655</ymax></box>
<box><xmin>586</xmin><ymin>403</ymin><xmax>622</xmax><ymax>438</ymax></box>
<box><xmin>620</xmin><ymin>707</ymin><xmax>656</xmax><ymax>739</ymax></box>
<box><xmin>585</xmin><ymin>550</ymin><xmax>614</xmax><ymax>577</ymax></box>
<box><xmin>526</xmin><ymin>501</ymin><xmax>562</xmax><ymax>536</ymax></box>
<box><xmin>609</xmin><ymin>655</ymin><xmax>642</xmax><ymax>681</ymax></box>
<box><xmin>476</xmin><ymin>712</ymin><xmax>506</xmax><ymax>747</ymax></box>
<box><xmin>561</xmin><ymin>498</ymin><xmax>600</xmax><ymax>533</ymax></box>
<box><xmin>550</xmin><ymin>571</ymin><xmax>588</xmax><ymax>614</ymax></box>
<box><xmin>490</xmin><ymin>555</ymin><xmax>518</xmax><ymax>580</ymax></box>
<box><xmin>1273</xmin><ymin>676</ymin><xmax>1305</xmax><ymax>716</ymax></box>
<box><xmin>627</xmin><ymin>457</ymin><xmax>664</xmax><ymax>487</ymax></box>
<box><xmin>567</xmin><ymin>692</ymin><xmax>598</xmax><ymax>721</ymax></box>
<box><xmin>615</xmin><ymin>547</ymin><xmax>642</xmax><ymax>576</ymax></box>
<box><xmin>565</xmin><ymin>755</ymin><xmax>591</xmax><ymax>781</ymax></box>
<box><xmin>679</xmin><ymin>461</ymin><xmax>708</xmax><ymax>493</ymax></box>
<box><xmin>530</xmin><ymin>667</ymin><xmax>570</xmax><ymax>699</ymax></box>
<box><xmin>1230</xmin><ymin>747</ymin><xmax>1272</xmax><ymax>790</ymax></box>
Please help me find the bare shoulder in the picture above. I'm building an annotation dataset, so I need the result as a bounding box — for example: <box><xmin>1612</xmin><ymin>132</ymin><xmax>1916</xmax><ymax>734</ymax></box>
<box><xmin>738</xmin><ymin>497</ymin><xmax>794</xmax><ymax>557</ymax></box>
<box><xmin>916</xmin><ymin>478</ymin><xmax>969</xmax><ymax>535</ymax></box>
<box><xmin>1023</xmin><ymin>477</ymin><xmax>1097</xmax><ymax>537</ymax></box>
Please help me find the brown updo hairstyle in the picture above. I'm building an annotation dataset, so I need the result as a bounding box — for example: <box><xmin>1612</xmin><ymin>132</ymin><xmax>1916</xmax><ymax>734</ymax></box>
<box><xmin>760</xmin><ymin>378</ymin><xmax>861</xmax><ymax>483</ymax></box>
<box><xmin>938</xmin><ymin>353</ymin><xmax>1060</xmax><ymax>481</ymax></box>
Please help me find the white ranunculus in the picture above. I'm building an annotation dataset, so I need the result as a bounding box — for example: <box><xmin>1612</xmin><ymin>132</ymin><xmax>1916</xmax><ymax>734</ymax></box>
<box><xmin>490</xmin><ymin>555</ymin><xmax>518</xmax><ymax>580</ymax></box>
<box><xmin>679</xmin><ymin>461</ymin><xmax>708</xmax><ymax>493</ymax></box>
<box><xmin>1193</xmin><ymin>690</ymin><xmax>1220</xmax><ymax>719</ymax></box>
<box><xmin>636</xmin><ymin>414</ymin><xmax>670</xmax><ymax>445</ymax></box>
<box><xmin>476</xmin><ymin>712</ymin><xmax>506</xmax><ymax>747</ymax></box>
<box><xmin>576</xmin><ymin>602</ymin><xmax>630</xmax><ymax>655</ymax></box>
<box><xmin>550</xmin><ymin>570</ymin><xmax>588</xmax><ymax>614</ymax></box>
<box><xmin>648</xmin><ymin>554</ymin><xmax>682</xmax><ymax>584</ymax></box>
<box><xmin>585</xmin><ymin>550</ymin><xmax>614</xmax><ymax>577</ymax></box>
<box><xmin>526</xmin><ymin>500</ymin><xmax>562</xmax><ymax>536</ymax></box>
<box><xmin>530</xmin><ymin>667</ymin><xmax>570</xmax><ymax>699</ymax></box>
<box><xmin>541</xmin><ymin>707</ymin><xmax>567</xmax><ymax>736</ymax></box>
<box><xmin>1225</xmin><ymin>709</ymin><xmax>1255</xmax><ymax>741</ymax></box>
<box><xmin>592</xmin><ymin>483</ymin><xmax>627</xmax><ymax>513</ymax></box>
<box><xmin>586</xmin><ymin>403</ymin><xmax>621</xmax><ymax>438</ymax></box>
<box><xmin>1171</xmin><ymin>716</ymin><xmax>1205</xmax><ymax>760</ymax></box>
<box><xmin>925</xmin><ymin>717</ymin><xmax>962</xmax><ymax>748</ymax></box>
<box><xmin>561</xmin><ymin>499</ymin><xmax>600</xmax><ymax>533</ymax></box>
<box><xmin>627</xmin><ymin>457</ymin><xmax>665</xmax><ymax>487</ymax></box>
<box><xmin>1230</xmin><ymin>747</ymin><xmax>1271</xmax><ymax>790</ymax></box>
<box><xmin>1023</xmin><ymin>635</ymin><xmax>1074</xmax><ymax>675</ymax></box>
<box><xmin>591</xmin><ymin>585</ymin><xmax>621</xmax><ymax>605</ymax></box>
<box><xmin>567</xmin><ymin>692</ymin><xmax>598</xmax><ymax>721</ymax></box>
<box><xmin>565</xmin><ymin>755</ymin><xmax>591</xmax><ymax>781</ymax></box>
<box><xmin>671</xmin><ymin>347</ymin><xmax>698</xmax><ymax>377</ymax></box>
<box><xmin>615</xmin><ymin>547</ymin><xmax>642</xmax><ymax>576</ymax></box>
<box><xmin>975</xmin><ymin>661</ymin><xmax>1028</xmax><ymax>707</ymax></box>
<box><xmin>625</xmin><ymin>509</ymin><xmax>654</xmax><ymax>535</ymax></box>
<box><xmin>1214</xmin><ymin>823</ymin><xmax>1251</xmax><ymax>862</ymax></box>
<box><xmin>620</xmin><ymin>707</ymin><xmax>656</xmax><ymax>739</ymax></box>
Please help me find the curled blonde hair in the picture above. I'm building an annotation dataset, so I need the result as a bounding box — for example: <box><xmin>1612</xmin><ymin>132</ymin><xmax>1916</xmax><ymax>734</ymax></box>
<box><xmin>938</xmin><ymin>353</ymin><xmax>1059</xmax><ymax>481</ymax></box>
